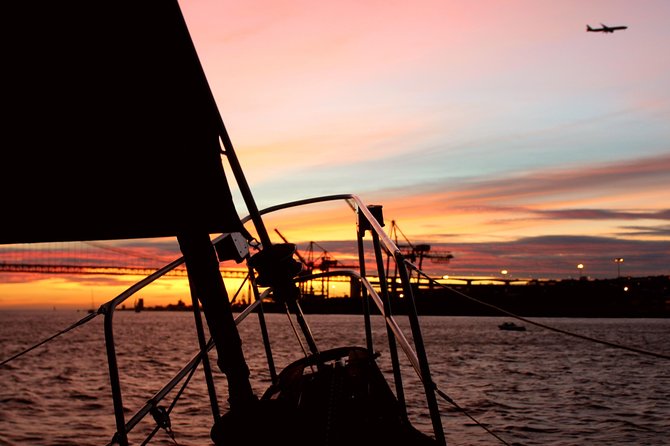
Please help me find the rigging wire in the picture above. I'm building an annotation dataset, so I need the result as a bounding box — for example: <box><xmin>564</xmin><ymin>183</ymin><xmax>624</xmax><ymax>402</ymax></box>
<box><xmin>83</xmin><ymin>241</ymin><xmax>175</xmax><ymax>265</ymax></box>
<box><xmin>284</xmin><ymin>303</ymin><xmax>311</xmax><ymax>361</ymax></box>
<box><xmin>408</xmin><ymin>262</ymin><xmax>670</xmax><ymax>361</ymax></box>
<box><xmin>229</xmin><ymin>273</ymin><xmax>250</xmax><ymax>304</ymax></box>
<box><xmin>0</xmin><ymin>311</ymin><xmax>99</xmax><ymax>367</ymax></box>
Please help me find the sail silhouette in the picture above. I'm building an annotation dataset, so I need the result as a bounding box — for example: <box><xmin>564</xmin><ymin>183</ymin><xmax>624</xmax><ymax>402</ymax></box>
<box><xmin>2</xmin><ymin>1</ymin><xmax>243</xmax><ymax>243</ymax></box>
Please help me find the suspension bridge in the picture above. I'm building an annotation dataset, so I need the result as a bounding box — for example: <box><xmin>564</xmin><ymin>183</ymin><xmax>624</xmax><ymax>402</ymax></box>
<box><xmin>0</xmin><ymin>241</ymin><xmax>248</xmax><ymax>278</ymax></box>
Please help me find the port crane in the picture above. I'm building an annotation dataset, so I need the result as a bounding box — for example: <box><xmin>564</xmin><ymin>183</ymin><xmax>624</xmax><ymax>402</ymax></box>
<box><xmin>387</xmin><ymin>221</ymin><xmax>453</xmax><ymax>268</ymax></box>
<box><xmin>385</xmin><ymin>221</ymin><xmax>453</xmax><ymax>292</ymax></box>
<box><xmin>274</xmin><ymin>229</ymin><xmax>358</xmax><ymax>298</ymax></box>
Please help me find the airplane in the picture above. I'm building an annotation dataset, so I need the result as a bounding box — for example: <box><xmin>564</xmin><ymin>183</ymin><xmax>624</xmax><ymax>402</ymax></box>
<box><xmin>586</xmin><ymin>23</ymin><xmax>628</xmax><ymax>33</ymax></box>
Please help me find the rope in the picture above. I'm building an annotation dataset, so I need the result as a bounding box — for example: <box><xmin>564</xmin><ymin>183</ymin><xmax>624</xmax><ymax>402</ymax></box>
<box><xmin>0</xmin><ymin>311</ymin><xmax>99</xmax><ymax>367</ymax></box>
<box><xmin>139</xmin><ymin>352</ymin><xmax>201</xmax><ymax>446</ymax></box>
<box><xmin>434</xmin><ymin>386</ymin><xmax>512</xmax><ymax>446</ymax></box>
<box><xmin>408</xmin><ymin>263</ymin><xmax>670</xmax><ymax>361</ymax></box>
<box><xmin>148</xmin><ymin>406</ymin><xmax>179</xmax><ymax>445</ymax></box>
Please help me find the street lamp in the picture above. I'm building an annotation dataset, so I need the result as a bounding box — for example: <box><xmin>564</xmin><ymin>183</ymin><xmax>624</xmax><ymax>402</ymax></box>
<box><xmin>614</xmin><ymin>258</ymin><xmax>624</xmax><ymax>278</ymax></box>
<box><xmin>577</xmin><ymin>263</ymin><xmax>584</xmax><ymax>279</ymax></box>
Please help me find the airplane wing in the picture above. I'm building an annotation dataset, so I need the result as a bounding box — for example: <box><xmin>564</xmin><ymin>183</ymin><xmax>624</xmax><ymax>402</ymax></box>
<box><xmin>587</xmin><ymin>24</ymin><xmax>604</xmax><ymax>32</ymax></box>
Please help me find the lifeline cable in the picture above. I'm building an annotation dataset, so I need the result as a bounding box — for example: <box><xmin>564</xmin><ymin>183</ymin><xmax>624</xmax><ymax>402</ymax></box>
<box><xmin>0</xmin><ymin>310</ymin><xmax>99</xmax><ymax>367</ymax></box>
<box><xmin>408</xmin><ymin>262</ymin><xmax>670</xmax><ymax>361</ymax></box>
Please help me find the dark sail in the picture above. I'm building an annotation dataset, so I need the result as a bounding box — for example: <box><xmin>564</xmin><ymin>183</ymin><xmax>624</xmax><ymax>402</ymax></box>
<box><xmin>1</xmin><ymin>1</ymin><xmax>242</xmax><ymax>243</ymax></box>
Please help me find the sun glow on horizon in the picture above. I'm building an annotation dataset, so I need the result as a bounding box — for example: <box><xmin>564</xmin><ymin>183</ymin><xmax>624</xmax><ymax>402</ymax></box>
<box><xmin>1</xmin><ymin>1</ymin><xmax>669</xmax><ymax>309</ymax></box>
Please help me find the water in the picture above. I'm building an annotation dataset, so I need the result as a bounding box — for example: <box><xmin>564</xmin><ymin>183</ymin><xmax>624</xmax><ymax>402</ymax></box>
<box><xmin>1</xmin><ymin>310</ymin><xmax>668</xmax><ymax>445</ymax></box>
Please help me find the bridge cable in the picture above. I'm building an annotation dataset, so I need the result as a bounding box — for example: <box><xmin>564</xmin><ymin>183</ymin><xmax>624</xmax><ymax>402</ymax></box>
<box><xmin>0</xmin><ymin>311</ymin><xmax>99</xmax><ymax>367</ymax></box>
<box><xmin>408</xmin><ymin>263</ymin><xmax>670</xmax><ymax>361</ymax></box>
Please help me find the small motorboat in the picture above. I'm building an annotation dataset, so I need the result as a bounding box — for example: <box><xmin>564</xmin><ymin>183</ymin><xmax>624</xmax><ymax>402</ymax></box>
<box><xmin>499</xmin><ymin>322</ymin><xmax>526</xmax><ymax>331</ymax></box>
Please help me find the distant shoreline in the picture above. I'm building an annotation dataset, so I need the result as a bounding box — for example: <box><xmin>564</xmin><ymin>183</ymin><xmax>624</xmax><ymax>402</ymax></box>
<box><xmin>118</xmin><ymin>275</ymin><xmax>669</xmax><ymax>318</ymax></box>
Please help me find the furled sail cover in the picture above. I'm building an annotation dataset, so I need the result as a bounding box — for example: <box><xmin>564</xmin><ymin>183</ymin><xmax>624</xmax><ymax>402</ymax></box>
<box><xmin>1</xmin><ymin>1</ymin><xmax>244</xmax><ymax>244</ymax></box>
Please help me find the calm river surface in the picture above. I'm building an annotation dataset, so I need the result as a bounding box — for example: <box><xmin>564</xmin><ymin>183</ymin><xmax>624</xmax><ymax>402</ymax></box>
<box><xmin>1</xmin><ymin>311</ymin><xmax>668</xmax><ymax>445</ymax></box>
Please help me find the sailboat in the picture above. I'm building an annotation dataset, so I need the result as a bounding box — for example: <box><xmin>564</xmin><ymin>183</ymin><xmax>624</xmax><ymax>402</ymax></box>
<box><xmin>2</xmin><ymin>1</ymin><xmax>447</xmax><ymax>445</ymax></box>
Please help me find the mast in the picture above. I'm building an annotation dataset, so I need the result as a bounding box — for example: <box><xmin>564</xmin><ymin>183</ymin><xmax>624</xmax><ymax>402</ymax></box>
<box><xmin>178</xmin><ymin>232</ymin><xmax>256</xmax><ymax>410</ymax></box>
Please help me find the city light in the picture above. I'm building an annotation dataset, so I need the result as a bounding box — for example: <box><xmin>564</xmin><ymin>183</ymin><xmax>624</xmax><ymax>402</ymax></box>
<box><xmin>614</xmin><ymin>258</ymin><xmax>624</xmax><ymax>278</ymax></box>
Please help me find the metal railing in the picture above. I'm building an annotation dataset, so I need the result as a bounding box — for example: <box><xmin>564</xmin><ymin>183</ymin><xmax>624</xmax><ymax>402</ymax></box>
<box><xmin>99</xmin><ymin>193</ymin><xmax>446</xmax><ymax>445</ymax></box>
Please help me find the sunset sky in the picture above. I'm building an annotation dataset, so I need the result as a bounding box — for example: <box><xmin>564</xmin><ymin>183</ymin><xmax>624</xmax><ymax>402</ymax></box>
<box><xmin>1</xmin><ymin>0</ymin><xmax>669</xmax><ymax>309</ymax></box>
<box><xmin>180</xmin><ymin>0</ymin><xmax>670</xmax><ymax>273</ymax></box>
